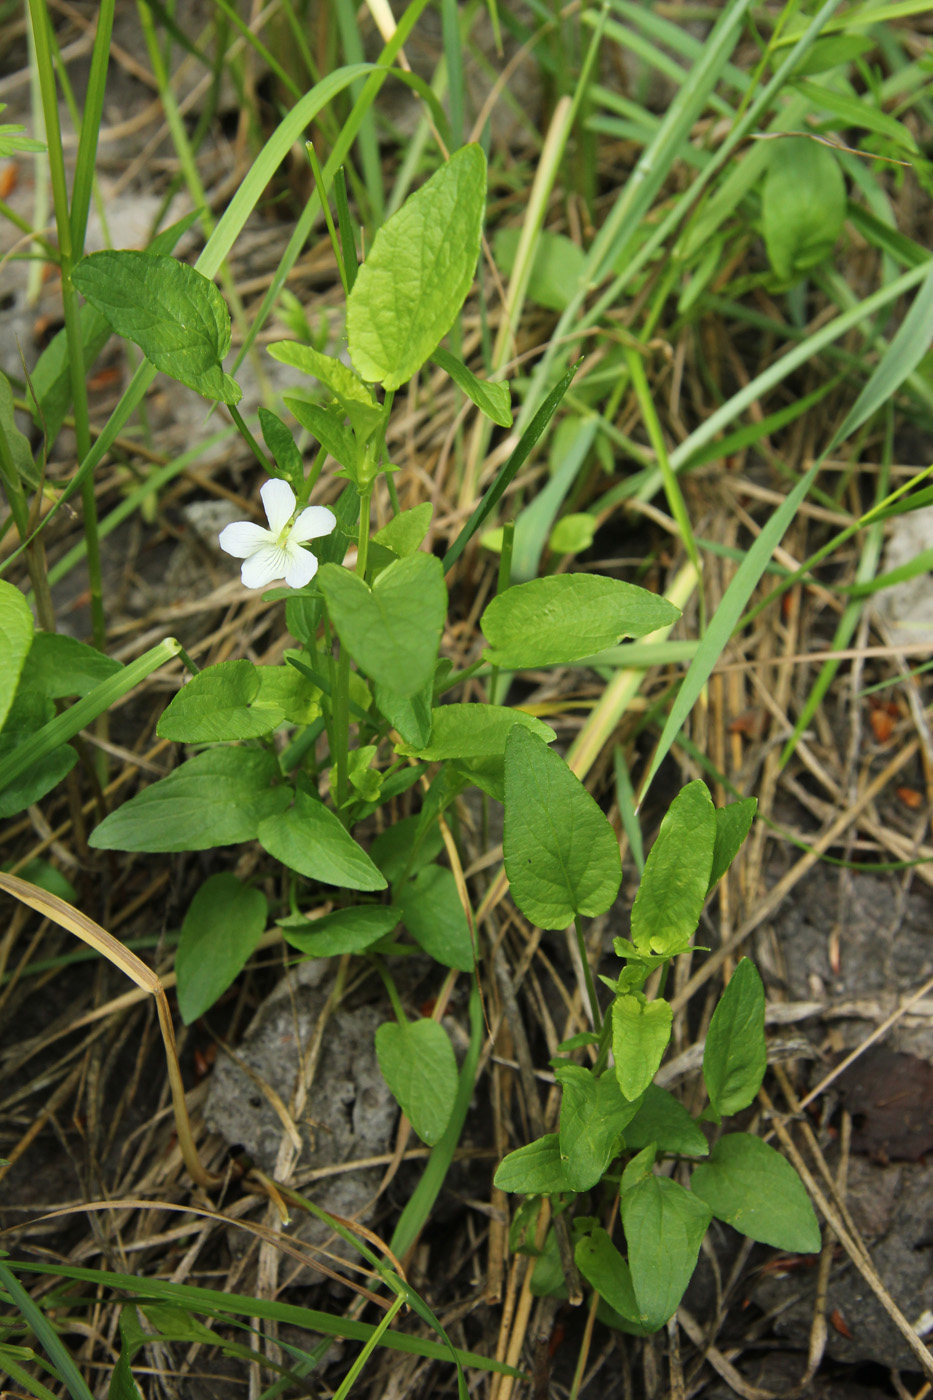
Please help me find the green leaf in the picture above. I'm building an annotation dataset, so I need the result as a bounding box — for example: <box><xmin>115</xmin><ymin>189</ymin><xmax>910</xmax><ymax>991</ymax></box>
<box><xmin>254</xmin><ymin>664</ymin><xmax>321</xmax><ymax>725</ymax></box>
<box><xmin>89</xmin><ymin>749</ymin><xmax>291</xmax><ymax>852</ymax></box>
<box><xmin>493</xmin><ymin>227</ymin><xmax>587</xmax><ymax>313</ymax></box>
<box><xmin>285</xmin><ymin>395</ymin><xmax>360</xmax><ymax>475</ymax></box>
<box><xmin>549</xmin><ymin>513</ymin><xmax>596</xmax><ymax>557</ymax></box>
<box><xmin>503</xmin><ymin>727</ymin><xmax>622</xmax><ymax>929</ymax></box>
<box><xmin>762</xmin><ymin>137</ymin><xmax>846</xmax><ymax>282</ymax></box>
<box><xmin>703</xmin><ymin>959</ymin><xmax>767</xmax><ymax>1120</ymax></box>
<box><xmin>708</xmin><ymin>798</ymin><xmax>757</xmax><ymax>892</ymax></box>
<box><xmin>494</xmin><ymin>1133</ymin><xmax>571</xmax><ymax>1195</ymax></box>
<box><xmin>793</xmin><ymin>77</ymin><xmax>919</xmax><ymax>152</ymax></box>
<box><xmin>376</xmin><ymin>1017</ymin><xmax>458</xmax><ymax>1145</ymax></box>
<box><xmin>575</xmin><ymin>1229</ymin><xmax>647</xmax><ymax>1332</ymax></box>
<box><xmin>431</xmin><ymin>346</ymin><xmax>512</xmax><ymax>427</ymax></box>
<box><xmin>0</xmin><ymin>581</ymin><xmax>34</xmax><ymax>734</ymax></box>
<box><xmin>278</xmin><ymin>904</ymin><xmax>399</xmax><ymax>956</ymax></box>
<box><xmin>317</xmin><ymin>553</ymin><xmax>447</xmax><ymax>698</ymax></box>
<box><xmin>257</xmin><ymin>788</ymin><xmax>387</xmax><ymax>891</ymax></box>
<box><xmin>374</xmin><ymin>676</ymin><xmax>433</xmax><ymax>749</ymax></box>
<box><xmin>481</xmin><ymin>574</ymin><xmax>680</xmax><ymax>669</ymax></box>
<box><xmin>30</xmin><ymin>301</ymin><xmax>115</xmax><ymax>440</ymax></box>
<box><xmin>258</xmin><ymin>407</ymin><xmax>303</xmax><ymax>488</ymax></box>
<box><xmin>372</xmin><ymin>503</ymin><xmax>434</xmax><ymax>557</ymax></box>
<box><xmin>623</xmin><ymin>1084</ymin><xmax>708</xmax><ymax>1157</ymax></box>
<box><xmin>396</xmin><ymin>704</ymin><xmax>555</xmax><ymax>759</ymax></box>
<box><xmin>691</xmin><ymin>1133</ymin><xmax>820</xmax><ymax>1252</ymax></box>
<box><xmin>0</xmin><ymin>370</ymin><xmax>37</xmax><ymax>487</ymax></box>
<box><xmin>268</xmin><ymin>341</ymin><xmax>381</xmax><ymax>439</ymax></box>
<box><xmin>18</xmin><ymin>632</ymin><xmax>122</xmax><ymax>699</ymax></box>
<box><xmin>157</xmin><ymin>660</ymin><xmax>285</xmax><ymax>742</ymax></box>
<box><xmin>370</xmin><ymin>815</ymin><xmax>445</xmax><ymax>884</ymax></box>
<box><xmin>556</xmin><ymin>1065</ymin><xmax>642</xmax><ymax>1191</ymax></box>
<box><xmin>622</xmin><ymin>1174</ymin><xmax>711</xmax><ymax>1330</ymax></box>
<box><xmin>176</xmin><ymin>874</ymin><xmax>267</xmax><ymax>1023</ymax></box>
<box><xmin>399</xmin><ymin>864</ymin><xmax>474</xmax><ymax>971</ymax></box>
<box><xmin>631</xmin><ymin>781</ymin><xmax>716</xmax><ymax>955</ymax></box>
<box><xmin>612</xmin><ymin>996</ymin><xmax>672</xmax><ymax>1101</ymax></box>
<box><xmin>347</xmin><ymin>144</ymin><xmax>487</xmax><ymax>390</ymax></box>
<box><xmin>0</xmin><ymin>695</ymin><xmax>78</xmax><ymax>818</ymax></box>
<box><xmin>72</xmin><ymin>251</ymin><xmax>242</xmax><ymax>404</ymax></box>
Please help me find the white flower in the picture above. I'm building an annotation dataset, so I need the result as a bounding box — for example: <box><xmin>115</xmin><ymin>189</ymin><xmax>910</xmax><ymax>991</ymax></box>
<box><xmin>218</xmin><ymin>479</ymin><xmax>336</xmax><ymax>589</ymax></box>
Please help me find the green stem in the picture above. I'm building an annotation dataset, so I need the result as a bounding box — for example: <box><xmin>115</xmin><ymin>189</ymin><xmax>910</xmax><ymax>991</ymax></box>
<box><xmin>575</xmin><ymin>914</ymin><xmax>602</xmax><ymax>1032</ymax></box>
<box><xmin>28</xmin><ymin>0</ymin><xmax>105</xmax><ymax>648</ymax></box>
<box><xmin>228</xmin><ymin>403</ymin><xmax>268</xmax><ymax>473</ymax></box>
<box><xmin>357</xmin><ymin>488</ymin><xmax>372</xmax><ymax>578</ymax></box>
<box><xmin>333</xmin><ymin>1294</ymin><xmax>406</xmax><ymax>1400</ymax></box>
<box><xmin>0</xmin><ymin>430</ymin><xmax>55</xmax><ymax>632</ymax></box>
<box><xmin>372</xmin><ymin>954</ymin><xmax>408</xmax><ymax>1025</ymax></box>
<box><xmin>333</xmin><ymin>642</ymin><xmax>350</xmax><ymax>810</ymax></box>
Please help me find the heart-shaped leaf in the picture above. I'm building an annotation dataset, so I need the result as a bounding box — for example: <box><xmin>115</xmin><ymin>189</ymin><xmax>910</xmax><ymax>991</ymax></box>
<box><xmin>376</xmin><ymin>1018</ymin><xmax>458</xmax><ymax>1145</ymax></box>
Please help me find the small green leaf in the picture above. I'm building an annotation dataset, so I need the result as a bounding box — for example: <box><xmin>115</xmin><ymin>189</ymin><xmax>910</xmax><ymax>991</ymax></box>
<box><xmin>176</xmin><ymin>874</ymin><xmax>267</xmax><ymax>1023</ymax></box>
<box><xmin>318</xmin><ymin>554</ymin><xmax>447</xmax><ymax>698</ymax></box>
<box><xmin>762</xmin><ymin>137</ymin><xmax>846</xmax><ymax>282</ymax></box>
<box><xmin>703</xmin><ymin>958</ymin><xmax>767</xmax><ymax>1120</ymax></box>
<box><xmin>30</xmin><ymin>301</ymin><xmax>112</xmax><ymax>441</ymax></box>
<box><xmin>370</xmin><ymin>815</ymin><xmax>445</xmax><ymax>884</ymax></box>
<box><xmin>268</xmin><ymin>341</ymin><xmax>381</xmax><ymax>439</ymax></box>
<box><xmin>549</xmin><ymin>513</ymin><xmax>596</xmax><ymax>557</ymax></box>
<box><xmin>623</xmin><ymin>1083</ymin><xmax>708</xmax><ymax>1157</ymax></box>
<box><xmin>556</xmin><ymin>1065</ymin><xmax>642</xmax><ymax>1191</ymax></box>
<box><xmin>285</xmin><ymin>395</ymin><xmax>360</xmax><ymax>475</ymax></box>
<box><xmin>0</xmin><ymin>371</ymin><xmax>37</xmax><ymax>487</ymax></box>
<box><xmin>89</xmin><ymin>749</ymin><xmax>291</xmax><ymax>851</ymax></box>
<box><xmin>157</xmin><ymin>660</ymin><xmax>285</xmax><ymax>742</ymax></box>
<box><xmin>575</xmin><ymin>1229</ymin><xmax>646</xmax><ymax>1332</ymax></box>
<box><xmin>691</xmin><ymin>1133</ymin><xmax>820</xmax><ymax>1252</ymax></box>
<box><xmin>372</xmin><ymin>503</ymin><xmax>434</xmax><ymax>558</ymax></box>
<box><xmin>493</xmin><ymin>227</ymin><xmax>587</xmax><ymax>313</ymax></box>
<box><xmin>18</xmin><ymin>632</ymin><xmax>122</xmax><ymax>699</ymax></box>
<box><xmin>622</xmin><ymin>1174</ymin><xmax>711</xmax><ymax>1330</ymax></box>
<box><xmin>396</xmin><ymin>704</ymin><xmax>555</xmax><ymax>759</ymax></box>
<box><xmin>254</xmin><ymin>664</ymin><xmax>321</xmax><ymax>725</ymax></box>
<box><xmin>631</xmin><ymin>781</ymin><xmax>716</xmax><ymax>955</ymax></box>
<box><xmin>431</xmin><ymin>346</ymin><xmax>512</xmax><ymax>427</ymax></box>
<box><xmin>708</xmin><ymin>798</ymin><xmax>757</xmax><ymax>893</ymax></box>
<box><xmin>0</xmin><ymin>581</ymin><xmax>34</xmax><ymax>734</ymax></box>
<box><xmin>612</xmin><ymin>995</ymin><xmax>672</xmax><ymax>1101</ymax></box>
<box><xmin>257</xmin><ymin>788</ymin><xmax>386</xmax><ymax>891</ymax></box>
<box><xmin>347</xmin><ymin>144</ymin><xmax>487</xmax><ymax>390</ymax></box>
<box><xmin>279</xmin><ymin>905</ymin><xmax>399</xmax><ymax>957</ymax></box>
<box><xmin>376</xmin><ymin>1018</ymin><xmax>458</xmax><ymax>1145</ymax></box>
<box><xmin>399</xmin><ymin>864</ymin><xmax>474</xmax><ymax>971</ymax></box>
<box><xmin>482</xmin><ymin>574</ymin><xmax>680</xmax><ymax>669</ymax></box>
<box><xmin>494</xmin><ymin>1133</ymin><xmax>571</xmax><ymax>1195</ymax></box>
<box><xmin>504</xmin><ymin>727</ymin><xmax>621</xmax><ymax>929</ymax></box>
<box><xmin>0</xmin><ymin>694</ymin><xmax>78</xmax><ymax>818</ymax></box>
<box><xmin>374</xmin><ymin>676</ymin><xmax>433</xmax><ymax>749</ymax></box>
<box><xmin>72</xmin><ymin>250</ymin><xmax>241</xmax><ymax>403</ymax></box>
<box><xmin>258</xmin><ymin>407</ymin><xmax>303</xmax><ymax>488</ymax></box>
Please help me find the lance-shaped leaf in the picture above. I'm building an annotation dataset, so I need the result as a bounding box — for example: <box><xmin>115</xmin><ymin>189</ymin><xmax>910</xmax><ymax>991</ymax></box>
<box><xmin>631</xmin><ymin>781</ymin><xmax>716</xmax><ymax>956</ymax></box>
<box><xmin>0</xmin><ymin>580</ymin><xmax>34</xmax><ymax>734</ymax></box>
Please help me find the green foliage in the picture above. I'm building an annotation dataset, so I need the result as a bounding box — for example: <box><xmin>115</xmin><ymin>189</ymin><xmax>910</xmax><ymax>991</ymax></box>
<box><xmin>761</xmin><ymin>137</ymin><xmax>847</xmax><ymax>282</ymax></box>
<box><xmin>398</xmin><ymin>865</ymin><xmax>474</xmax><ymax>971</ymax></box>
<box><xmin>430</xmin><ymin>347</ymin><xmax>512</xmax><ymax>427</ymax></box>
<box><xmin>621</xmin><ymin>1174</ymin><xmax>711</xmax><ymax>1330</ymax></box>
<box><xmin>612</xmin><ymin>995</ymin><xmax>673</xmax><ymax>1101</ymax></box>
<box><xmin>630</xmin><ymin>780</ymin><xmax>716</xmax><ymax>955</ymax></box>
<box><xmin>73</xmin><ymin>251</ymin><xmax>242</xmax><ymax>403</ymax></box>
<box><xmin>703</xmin><ymin>958</ymin><xmax>767</xmax><ymax>1120</ymax></box>
<box><xmin>318</xmin><ymin>553</ymin><xmax>447</xmax><ymax>697</ymax></box>
<box><xmin>257</xmin><ymin>788</ymin><xmax>387</xmax><ymax>891</ymax></box>
<box><xmin>692</xmin><ymin>1133</ymin><xmax>821</xmax><ymax>1252</ymax></box>
<box><xmin>375</xmin><ymin>1017</ymin><xmax>458</xmax><ymax>1145</ymax></box>
<box><xmin>556</xmin><ymin>1066</ymin><xmax>642</xmax><ymax>1191</ymax></box>
<box><xmin>503</xmin><ymin>726</ymin><xmax>622</xmax><ymax>929</ymax></box>
<box><xmin>176</xmin><ymin>875</ymin><xmax>268</xmax><ymax>1024</ymax></box>
<box><xmin>89</xmin><ymin>749</ymin><xmax>291</xmax><ymax>852</ymax></box>
<box><xmin>482</xmin><ymin>574</ymin><xmax>681</xmax><ymax>669</ymax></box>
<box><xmin>347</xmin><ymin>144</ymin><xmax>487</xmax><ymax>389</ymax></box>
<box><xmin>0</xmin><ymin>581</ymin><xmax>34</xmax><ymax>734</ymax></box>
<box><xmin>279</xmin><ymin>905</ymin><xmax>399</xmax><ymax>957</ymax></box>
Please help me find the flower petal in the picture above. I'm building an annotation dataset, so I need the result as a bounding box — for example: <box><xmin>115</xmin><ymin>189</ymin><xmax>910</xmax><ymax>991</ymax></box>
<box><xmin>290</xmin><ymin>505</ymin><xmax>337</xmax><ymax>544</ymax></box>
<box><xmin>218</xmin><ymin>521</ymin><xmax>273</xmax><ymax>558</ymax></box>
<box><xmin>241</xmin><ymin>545</ymin><xmax>290</xmax><ymax>589</ymax></box>
<box><xmin>283</xmin><ymin>545</ymin><xmax>319</xmax><ymax>589</ymax></box>
<box><xmin>260</xmin><ymin>478</ymin><xmax>297</xmax><ymax>535</ymax></box>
